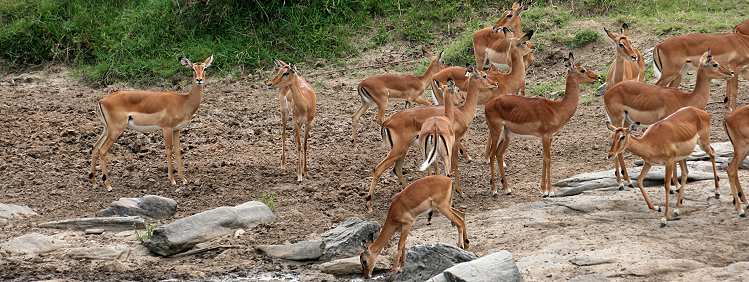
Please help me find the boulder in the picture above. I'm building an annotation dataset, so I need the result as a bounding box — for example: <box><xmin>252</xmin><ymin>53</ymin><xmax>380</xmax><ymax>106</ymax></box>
<box><xmin>39</xmin><ymin>216</ymin><xmax>145</xmax><ymax>232</ymax></box>
<box><xmin>255</xmin><ymin>240</ymin><xmax>324</xmax><ymax>261</ymax></box>
<box><xmin>0</xmin><ymin>203</ymin><xmax>37</xmax><ymax>226</ymax></box>
<box><xmin>145</xmin><ymin>201</ymin><xmax>274</xmax><ymax>256</ymax></box>
<box><xmin>319</xmin><ymin>255</ymin><xmax>391</xmax><ymax>275</ymax></box>
<box><xmin>0</xmin><ymin>233</ymin><xmax>67</xmax><ymax>257</ymax></box>
<box><xmin>66</xmin><ymin>245</ymin><xmax>130</xmax><ymax>260</ymax></box>
<box><xmin>430</xmin><ymin>251</ymin><xmax>521</xmax><ymax>282</ymax></box>
<box><xmin>97</xmin><ymin>195</ymin><xmax>177</xmax><ymax>219</ymax></box>
<box><xmin>395</xmin><ymin>244</ymin><xmax>477</xmax><ymax>282</ymax></box>
<box><xmin>320</xmin><ymin>217</ymin><xmax>380</xmax><ymax>261</ymax></box>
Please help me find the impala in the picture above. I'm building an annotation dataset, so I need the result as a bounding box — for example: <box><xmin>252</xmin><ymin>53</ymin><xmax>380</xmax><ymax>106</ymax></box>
<box><xmin>602</xmin><ymin>23</ymin><xmax>645</xmax><ymax>92</ymax></box>
<box><xmin>351</xmin><ymin>51</ymin><xmax>446</xmax><ymax>143</ymax></box>
<box><xmin>604</xmin><ymin>49</ymin><xmax>734</xmax><ymax>188</ymax></box>
<box><xmin>359</xmin><ymin>175</ymin><xmax>467</xmax><ymax>278</ymax></box>
<box><xmin>607</xmin><ymin>107</ymin><xmax>719</xmax><ymax>226</ymax></box>
<box><xmin>366</xmin><ymin>67</ymin><xmax>497</xmax><ymax>211</ymax></box>
<box><xmin>418</xmin><ymin>80</ymin><xmax>458</xmax><ymax>175</ymax></box>
<box><xmin>485</xmin><ymin>52</ymin><xmax>599</xmax><ymax>197</ymax></box>
<box><xmin>266</xmin><ymin>63</ymin><xmax>317</xmax><ymax>182</ymax></box>
<box><xmin>89</xmin><ymin>56</ymin><xmax>213</xmax><ymax>191</ymax></box>
<box><xmin>653</xmin><ymin>19</ymin><xmax>749</xmax><ymax>110</ymax></box>
<box><xmin>724</xmin><ymin>104</ymin><xmax>749</xmax><ymax>217</ymax></box>
<box><xmin>473</xmin><ymin>2</ymin><xmax>533</xmax><ymax>70</ymax></box>
<box><xmin>271</xmin><ymin>59</ymin><xmax>293</xmax><ymax>169</ymax></box>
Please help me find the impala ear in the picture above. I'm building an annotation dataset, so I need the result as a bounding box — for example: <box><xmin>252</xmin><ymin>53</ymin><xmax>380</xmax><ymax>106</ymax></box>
<box><xmin>520</xmin><ymin>30</ymin><xmax>534</xmax><ymax>44</ymax></box>
<box><xmin>604</xmin><ymin>27</ymin><xmax>617</xmax><ymax>42</ymax></box>
<box><xmin>203</xmin><ymin>55</ymin><xmax>213</xmax><ymax>68</ymax></box>
<box><xmin>179</xmin><ymin>57</ymin><xmax>192</xmax><ymax>68</ymax></box>
<box><xmin>628</xmin><ymin>123</ymin><xmax>638</xmax><ymax>133</ymax></box>
<box><xmin>621</xmin><ymin>22</ymin><xmax>630</xmax><ymax>36</ymax></box>
<box><xmin>700</xmin><ymin>49</ymin><xmax>712</xmax><ymax>64</ymax></box>
<box><xmin>289</xmin><ymin>64</ymin><xmax>298</xmax><ymax>74</ymax></box>
<box><xmin>606</xmin><ymin>122</ymin><xmax>617</xmax><ymax>132</ymax></box>
<box><xmin>567</xmin><ymin>52</ymin><xmax>575</xmax><ymax>69</ymax></box>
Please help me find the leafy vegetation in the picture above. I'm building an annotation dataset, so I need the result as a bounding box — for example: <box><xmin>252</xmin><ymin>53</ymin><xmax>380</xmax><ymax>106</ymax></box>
<box><xmin>259</xmin><ymin>192</ymin><xmax>277</xmax><ymax>211</ymax></box>
<box><xmin>136</xmin><ymin>223</ymin><xmax>157</xmax><ymax>243</ymax></box>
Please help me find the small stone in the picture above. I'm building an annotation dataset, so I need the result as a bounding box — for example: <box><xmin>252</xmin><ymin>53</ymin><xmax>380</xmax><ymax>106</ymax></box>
<box><xmin>85</xmin><ymin>228</ymin><xmax>105</xmax><ymax>235</ymax></box>
<box><xmin>234</xmin><ymin>229</ymin><xmax>245</xmax><ymax>238</ymax></box>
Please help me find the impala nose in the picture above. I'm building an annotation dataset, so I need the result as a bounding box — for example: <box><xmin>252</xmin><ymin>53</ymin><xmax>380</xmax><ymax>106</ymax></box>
<box><xmin>631</xmin><ymin>56</ymin><xmax>638</xmax><ymax>61</ymax></box>
<box><xmin>196</xmin><ymin>78</ymin><xmax>204</xmax><ymax>84</ymax></box>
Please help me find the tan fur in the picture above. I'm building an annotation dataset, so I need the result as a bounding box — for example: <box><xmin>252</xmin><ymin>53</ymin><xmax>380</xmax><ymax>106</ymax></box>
<box><xmin>472</xmin><ymin>2</ymin><xmax>533</xmax><ymax>70</ymax></box>
<box><xmin>485</xmin><ymin>53</ymin><xmax>599</xmax><ymax>197</ymax></box>
<box><xmin>606</xmin><ymin>107</ymin><xmax>719</xmax><ymax>226</ymax></box>
<box><xmin>359</xmin><ymin>175</ymin><xmax>467</xmax><ymax>278</ymax></box>
<box><xmin>351</xmin><ymin>52</ymin><xmax>446</xmax><ymax>143</ymax></box>
<box><xmin>89</xmin><ymin>56</ymin><xmax>213</xmax><ymax>191</ymax></box>
<box><xmin>418</xmin><ymin>81</ymin><xmax>457</xmax><ymax>175</ymax></box>
<box><xmin>604</xmin><ymin>23</ymin><xmax>645</xmax><ymax>88</ymax></box>
<box><xmin>270</xmin><ymin>59</ymin><xmax>293</xmax><ymax>170</ymax></box>
<box><xmin>724</xmin><ymin>105</ymin><xmax>749</xmax><ymax>217</ymax></box>
<box><xmin>654</xmin><ymin>19</ymin><xmax>749</xmax><ymax>110</ymax></box>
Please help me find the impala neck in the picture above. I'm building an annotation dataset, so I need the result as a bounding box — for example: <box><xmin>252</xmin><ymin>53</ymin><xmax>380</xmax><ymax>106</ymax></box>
<box><xmin>507</xmin><ymin>46</ymin><xmax>526</xmax><ymax>81</ymax></box>
<box><xmin>419</xmin><ymin>60</ymin><xmax>442</xmax><ymax>85</ymax></box>
<box><xmin>611</xmin><ymin>55</ymin><xmax>625</xmax><ymax>83</ymax></box>
<box><xmin>445</xmin><ymin>88</ymin><xmax>454</xmax><ymax>121</ymax></box>
<box><xmin>688</xmin><ymin>67</ymin><xmax>713</xmax><ymax>108</ymax></box>
<box><xmin>559</xmin><ymin>71</ymin><xmax>582</xmax><ymax>122</ymax></box>
<box><xmin>460</xmin><ymin>77</ymin><xmax>481</xmax><ymax>125</ymax></box>
<box><xmin>185</xmin><ymin>83</ymin><xmax>205</xmax><ymax>115</ymax></box>
<box><xmin>624</xmin><ymin>134</ymin><xmax>651</xmax><ymax>159</ymax></box>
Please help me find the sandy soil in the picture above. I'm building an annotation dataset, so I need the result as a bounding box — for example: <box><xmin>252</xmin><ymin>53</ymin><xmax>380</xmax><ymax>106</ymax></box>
<box><xmin>1</xmin><ymin>21</ymin><xmax>748</xmax><ymax>281</ymax></box>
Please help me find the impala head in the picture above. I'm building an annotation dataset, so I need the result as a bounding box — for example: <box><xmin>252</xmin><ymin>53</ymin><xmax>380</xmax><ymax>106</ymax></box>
<box><xmin>604</xmin><ymin>23</ymin><xmax>638</xmax><ymax>62</ymax></box>
<box><xmin>509</xmin><ymin>30</ymin><xmax>534</xmax><ymax>53</ymax></box>
<box><xmin>700</xmin><ymin>49</ymin><xmax>735</xmax><ymax>79</ymax></box>
<box><xmin>427</xmin><ymin>50</ymin><xmax>447</xmax><ymax>71</ymax></box>
<box><xmin>606</xmin><ymin>122</ymin><xmax>636</xmax><ymax>160</ymax></box>
<box><xmin>180</xmin><ymin>55</ymin><xmax>213</xmax><ymax>85</ymax></box>
<box><xmin>359</xmin><ymin>242</ymin><xmax>375</xmax><ymax>278</ymax></box>
<box><xmin>266</xmin><ymin>60</ymin><xmax>300</xmax><ymax>88</ymax></box>
<box><xmin>567</xmin><ymin>52</ymin><xmax>600</xmax><ymax>84</ymax></box>
<box><xmin>493</xmin><ymin>2</ymin><xmax>527</xmax><ymax>30</ymax></box>
<box><xmin>466</xmin><ymin>65</ymin><xmax>499</xmax><ymax>90</ymax></box>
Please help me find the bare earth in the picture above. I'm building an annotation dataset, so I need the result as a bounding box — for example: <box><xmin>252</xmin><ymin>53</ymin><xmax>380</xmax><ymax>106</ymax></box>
<box><xmin>1</xmin><ymin>26</ymin><xmax>748</xmax><ymax>281</ymax></box>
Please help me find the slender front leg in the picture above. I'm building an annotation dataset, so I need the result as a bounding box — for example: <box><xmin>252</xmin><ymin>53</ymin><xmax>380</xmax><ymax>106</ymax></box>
<box><xmin>496</xmin><ymin>130</ymin><xmax>511</xmax><ymax>195</ymax></box>
<box><xmin>438</xmin><ymin>204</ymin><xmax>467</xmax><ymax>249</ymax></box>
<box><xmin>674</xmin><ymin>160</ymin><xmax>688</xmax><ymax>217</ymax></box>
<box><xmin>294</xmin><ymin>122</ymin><xmax>303</xmax><ymax>182</ymax></box>
<box><xmin>279</xmin><ymin>92</ymin><xmax>289</xmax><ymax>169</ymax></box>
<box><xmin>450</xmin><ymin>143</ymin><xmax>463</xmax><ymax>197</ymax></box>
<box><xmin>172</xmin><ymin>130</ymin><xmax>187</xmax><ymax>185</ymax></box>
<box><xmin>303</xmin><ymin>121</ymin><xmax>311</xmax><ymax>177</ymax></box>
<box><xmin>89</xmin><ymin>126</ymin><xmax>108</xmax><ymax>188</ymax></box>
<box><xmin>661</xmin><ymin>162</ymin><xmax>675</xmax><ymax>227</ymax></box>
<box><xmin>392</xmin><ymin>224</ymin><xmax>412</xmax><ymax>273</ymax></box>
<box><xmin>727</xmin><ymin>74</ymin><xmax>739</xmax><ymax>111</ymax></box>
<box><xmin>637</xmin><ymin>162</ymin><xmax>656</xmax><ymax>210</ymax></box>
<box><xmin>618</xmin><ymin>153</ymin><xmax>632</xmax><ymax>189</ymax></box>
<box><xmin>367</xmin><ymin>141</ymin><xmax>409</xmax><ymax>212</ymax></box>
<box><xmin>163</xmin><ymin>128</ymin><xmax>177</xmax><ymax>186</ymax></box>
<box><xmin>541</xmin><ymin>135</ymin><xmax>552</xmax><ymax>197</ymax></box>
<box><xmin>351</xmin><ymin>102</ymin><xmax>370</xmax><ymax>144</ymax></box>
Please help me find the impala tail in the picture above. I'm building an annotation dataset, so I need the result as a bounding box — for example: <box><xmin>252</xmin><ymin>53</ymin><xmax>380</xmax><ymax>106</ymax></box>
<box><xmin>358</xmin><ymin>85</ymin><xmax>374</xmax><ymax>105</ymax></box>
<box><xmin>419</xmin><ymin>129</ymin><xmax>439</xmax><ymax>171</ymax></box>
<box><xmin>652</xmin><ymin>46</ymin><xmax>662</xmax><ymax>80</ymax></box>
<box><xmin>380</xmin><ymin>126</ymin><xmax>393</xmax><ymax>148</ymax></box>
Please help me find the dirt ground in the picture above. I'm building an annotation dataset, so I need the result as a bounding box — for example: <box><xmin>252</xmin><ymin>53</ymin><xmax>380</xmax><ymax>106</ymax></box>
<box><xmin>1</xmin><ymin>24</ymin><xmax>748</xmax><ymax>281</ymax></box>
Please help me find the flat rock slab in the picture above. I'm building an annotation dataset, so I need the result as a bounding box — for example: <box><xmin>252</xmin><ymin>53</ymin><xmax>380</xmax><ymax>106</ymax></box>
<box><xmin>39</xmin><ymin>216</ymin><xmax>145</xmax><ymax>232</ymax></box>
<box><xmin>320</xmin><ymin>217</ymin><xmax>380</xmax><ymax>261</ymax></box>
<box><xmin>569</xmin><ymin>255</ymin><xmax>616</xmax><ymax>266</ymax></box>
<box><xmin>0</xmin><ymin>233</ymin><xmax>68</xmax><ymax>257</ymax></box>
<box><xmin>97</xmin><ymin>195</ymin><xmax>177</xmax><ymax>220</ymax></box>
<box><xmin>255</xmin><ymin>240</ymin><xmax>323</xmax><ymax>261</ymax></box>
<box><xmin>395</xmin><ymin>244</ymin><xmax>477</xmax><ymax>282</ymax></box>
<box><xmin>319</xmin><ymin>255</ymin><xmax>391</xmax><ymax>275</ymax></box>
<box><xmin>145</xmin><ymin>201</ymin><xmax>274</xmax><ymax>257</ymax></box>
<box><xmin>430</xmin><ymin>251</ymin><xmax>521</xmax><ymax>282</ymax></box>
<box><xmin>0</xmin><ymin>203</ymin><xmax>37</xmax><ymax>226</ymax></box>
<box><xmin>66</xmin><ymin>245</ymin><xmax>130</xmax><ymax>260</ymax></box>
<box><xmin>554</xmin><ymin>166</ymin><xmax>718</xmax><ymax>197</ymax></box>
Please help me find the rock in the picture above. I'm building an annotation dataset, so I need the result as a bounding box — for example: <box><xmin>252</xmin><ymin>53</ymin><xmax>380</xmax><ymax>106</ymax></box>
<box><xmin>569</xmin><ymin>255</ymin><xmax>616</xmax><ymax>266</ymax></box>
<box><xmin>554</xmin><ymin>166</ymin><xmax>719</xmax><ymax>196</ymax></box>
<box><xmin>395</xmin><ymin>244</ymin><xmax>477</xmax><ymax>282</ymax></box>
<box><xmin>0</xmin><ymin>233</ymin><xmax>67</xmax><ymax>257</ymax></box>
<box><xmin>690</xmin><ymin>142</ymin><xmax>733</xmax><ymax>160</ymax></box>
<box><xmin>319</xmin><ymin>255</ymin><xmax>391</xmax><ymax>275</ymax></box>
<box><xmin>255</xmin><ymin>240</ymin><xmax>324</xmax><ymax>261</ymax></box>
<box><xmin>85</xmin><ymin>228</ymin><xmax>105</xmax><ymax>235</ymax></box>
<box><xmin>66</xmin><ymin>245</ymin><xmax>130</xmax><ymax>260</ymax></box>
<box><xmin>433</xmin><ymin>251</ymin><xmax>521</xmax><ymax>282</ymax></box>
<box><xmin>320</xmin><ymin>217</ymin><xmax>380</xmax><ymax>261</ymax></box>
<box><xmin>0</xmin><ymin>203</ymin><xmax>37</xmax><ymax>225</ymax></box>
<box><xmin>39</xmin><ymin>216</ymin><xmax>145</xmax><ymax>232</ymax></box>
<box><xmin>97</xmin><ymin>195</ymin><xmax>177</xmax><ymax>220</ymax></box>
<box><xmin>145</xmin><ymin>201</ymin><xmax>274</xmax><ymax>256</ymax></box>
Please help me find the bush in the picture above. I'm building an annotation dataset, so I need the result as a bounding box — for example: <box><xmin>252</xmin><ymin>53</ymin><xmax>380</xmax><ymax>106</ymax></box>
<box><xmin>569</xmin><ymin>29</ymin><xmax>600</xmax><ymax>48</ymax></box>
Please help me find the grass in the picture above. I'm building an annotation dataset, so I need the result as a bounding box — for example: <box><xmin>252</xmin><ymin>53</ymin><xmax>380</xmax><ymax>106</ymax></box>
<box><xmin>259</xmin><ymin>192</ymin><xmax>277</xmax><ymax>211</ymax></box>
<box><xmin>136</xmin><ymin>223</ymin><xmax>157</xmax><ymax>243</ymax></box>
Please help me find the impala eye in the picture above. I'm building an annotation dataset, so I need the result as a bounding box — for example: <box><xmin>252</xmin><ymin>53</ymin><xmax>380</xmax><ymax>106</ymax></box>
<box><xmin>618</xmin><ymin>43</ymin><xmax>624</xmax><ymax>48</ymax></box>
<box><xmin>580</xmin><ymin>69</ymin><xmax>586</xmax><ymax>73</ymax></box>
<box><xmin>507</xmin><ymin>14</ymin><xmax>513</xmax><ymax>18</ymax></box>
<box><xmin>713</xmin><ymin>63</ymin><xmax>719</xmax><ymax>67</ymax></box>
<box><xmin>619</xmin><ymin>135</ymin><xmax>625</xmax><ymax>140</ymax></box>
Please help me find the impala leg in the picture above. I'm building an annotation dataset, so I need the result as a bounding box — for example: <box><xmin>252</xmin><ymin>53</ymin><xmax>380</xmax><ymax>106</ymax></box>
<box><xmin>674</xmin><ymin>160</ymin><xmax>688</xmax><ymax>217</ymax></box>
<box><xmin>450</xmin><ymin>143</ymin><xmax>463</xmax><ymax>197</ymax></box>
<box><xmin>438</xmin><ymin>203</ymin><xmax>467</xmax><ymax>249</ymax></box>
<box><xmin>541</xmin><ymin>135</ymin><xmax>552</xmax><ymax>197</ymax></box>
<box><xmin>172</xmin><ymin>130</ymin><xmax>187</xmax><ymax>185</ymax></box>
<box><xmin>638</xmin><ymin>162</ymin><xmax>656</xmax><ymax>210</ymax></box>
<box><xmin>303</xmin><ymin>122</ymin><xmax>311</xmax><ymax>178</ymax></box>
<box><xmin>394</xmin><ymin>158</ymin><xmax>405</xmax><ymax>186</ymax></box>
<box><xmin>458</xmin><ymin>140</ymin><xmax>472</xmax><ymax>162</ymax></box>
<box><xmin>367</xmin><ymin>142</ymin><xmax>409</xmax><ymax>212</ymax></box>
<box><xmin>375</xmin><ymin>98</ymin><xmax>388</xmax><ymax>125</ymax></box>
<box><xmin>89</xmin><ymin>125</ymin><xmax>108</xmax><ymax>187</ymax></box>
<box><xmin>294</xmin><ymin>121</ymin><xmax>303</xmax><ymax>182</ymax></box>
<box><xmin>392</xmin><ymin>224</ymin><xmax>412</xmax><ymax>273</ymax></box>
<box><xmin>351</xmin><ymin>102</ymin><xmax>370</xmax><ymax>144</ymax></box>
<box><xmin>661</xmin><ymin>162</ymin><xmax>675</xmax><ymax>226</ymax></box>
<box><xmin>727</xmin><ymin>75</ymin><xmax>739</xmax><ymax>111</ymax></box>
<box><xmin>413</xmin><ymin>96</ymin><xmax>433</xmax><ymax>106</ymax></box>
<box><xmin>698</xmin><ymin>139</ymin><xmax>721</xmax><ymax>198</ymax></box>
<box><xmin>162</xmin><ymin>128</ymin><xmax>177</xmax><ymax>186</ymax></box>
<box><xmin>98</xmin><ymin>126</ymin><xmax>125</xmax><ymax>192</ymax></box>
<box><xmin>728</xmin><ymin>146</ymin><xmax>748</xmax><ymax>217</ymax></box>
<box><xmin>497</xmin><ymin>130</ymin><xmax>511</xmax><ymax>195</ymax></box>
<box><xmin>279</xmin><ymin>93</ymin><xmax>289</xmax><ymax>169</ymax></box>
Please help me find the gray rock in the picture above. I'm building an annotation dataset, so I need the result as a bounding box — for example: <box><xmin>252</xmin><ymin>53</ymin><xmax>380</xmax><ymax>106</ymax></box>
<box><xmin>0</xmin><ymin>203</ymin><xmax>37</xmax><ymax>225</ymax></box>
<box><xmin>39</xmin><ymin>216</ymin><xmax>145</xmax><ymax>231</ymax></box>
<box><xmin>395</xmin><ymin>244</ymin><xmax>477</xmax><ymax>282</ymax></box>
<box><xmin>569</xmin><ymin>255</ymin><xmax>616</xmax><ymax>266</ymax></box>
<box><xmin>255</xmin><ymin>240</ymin><xmax>323</xmax><ymax>261</ymax></box>
<box><xmin>85</xmin><ymin>228</ymin><xmax>105</xmax><ymax>235</ymax></box>
<box><xmin>66</xmin><ymin>245</ymin><xmax>130</xmax><ymax>260</ymax></box>
<box><xmin>0</xmin><ymin>233</ymin><xmax>67</xmax><ymax>257</ymax></box>
<box><xmin>320</xmin><ymin>217</ymin><xmax>380</xmax><ymax>261</ymax></box>
<box><xmin>318</xmin><ymin>255</ymin><xmax>391</xmax><ymax>275</ymax></box>
<box><xmin>554</xmin><ymin>166</ymin><xmax>718</xmax><ymax>197</ymax></box>
<box><xmin>689</xmin><ymin>142</ymin><xmax>733</xmax><ymax>160</ymax></box>
<box><xmin>97</xmin><ymin>195</ymin><xmax>177</xmax><ymax>219</ymax></box>
<box><xmin>145</xmin><ymin>201</ymin><xmax>274</xmax><ymax>256</ymax></box>
<box><xmin>436</xmin><ymin>251</ymin><xmax>521</xmax><ymax>282</ymax></box>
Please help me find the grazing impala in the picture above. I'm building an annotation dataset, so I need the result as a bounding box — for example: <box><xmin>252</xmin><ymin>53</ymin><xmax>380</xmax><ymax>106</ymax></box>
<box><xmin>603</xmin><ymin>23</ymin><xmax>645</xmax><ymax>91</ymax></box>
<box><xmin>366</xmin><ymin>67</ymin><xmax>497</xmax><ymax>211</ymax></box>
<box><xmin>606</xmin><ymin>107</ymin><xmax>719</xmax><ymax>227</ymax></box>
<box><xmin>351</xmin><ymin>51</ymin><xmax>446</xmax><ymax>143</ymax></box>
<box><xmin>724</xmin><ymin>104</ymin><xmax>749</xmax><ymax>217</ymax></box>
<box><xmin>359</xmin><ymin>175</ymin><xmax>467</xmax><ymax>278</ymax></box>
<box><xmin>485</xmin><ymin>52</ymin><xmax>599</xmax><ymax>197</ymax></box>
<box><xmin>653</xmin><ymin>19</ymin><xmax>749</xmax><ymax>110</ymax></box>
<box><xmin>604</xmin><ymin>49</ymin><xmax>734</xmax><ymax>188</ymax></box>
<box><xmin>89</xmin><ymin>56</ymin><xmax>213</xmax><ymax>191</ymax></box>
<box><xmin>266</xmin><ymin>63</ymin><xmax>317</xmax><ymax>182</ymax></box>
<box><xmin>418</xmin><ymin>80</ymin><xmax>458</xmax><ymax>175</ymax></box>
<box><xmin>473</xmin><ymin>2</ymin><xmax>532</xmax><ymax>70</ymax></box>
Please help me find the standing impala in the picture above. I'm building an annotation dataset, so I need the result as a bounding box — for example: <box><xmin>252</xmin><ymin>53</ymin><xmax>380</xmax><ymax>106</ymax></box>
<box><xmin>602</xmin><ymin>23</ymin><xmax>645</xmax><ymax>92</ymax></box>
<box><xmin>418</xmin><ymin>80</ymin><xmax>457</xmax><ymax>175</ymax></box>
<box><xmin>271</xmin><ymin>59</ymin><xmax>293</xmax><ymax>169</ymax></box>
<box><xmin>485</xmin><ymin>53</ymin><xmax>599</xmax><ymax>197</ymax></box>
<box><xmin>653</xmin><ymin>19</ymin><xmax>749</xmax><ymax>110</ymax></box>
<box><xmin>604</xmin><ymin>49</ymin><xmax>734</xmax><ymax>188</ymax></box>
<box><xmin>89</xmin><ymin>55</ymin><xmax>213</xmax><ymax>191</ymax></box>
<box><xmin>607</xmin><ymin>107</ymin><xmax>719</xmax><ymax>227</ymax></box>
<box><xmin>472</xmin><ymin>2</ymin><xmax>532</xmax><ymax>70</ymax></box>
<box><xmin>724</xmin><ymin>105</ymin><xmax>749</xmax><ymax>217</ymax></box>
<box><xmin>266</xmin><ymin>63</ymin><xmax>317</xmax><ymax>182</ymax></box>
<box><xmin>366</xmin><ymin>67</ymin><xmax>497</xmax><ymax>211</ymax></box>
<box><xmin>359</xmin><ymin>175</ymin><xmax>467</xmax><ymax>278</ymax></box>
<box><xmin>351</xmin><ymin>51</ymin><xmax>446</xmax><ymax>143</ymax></box>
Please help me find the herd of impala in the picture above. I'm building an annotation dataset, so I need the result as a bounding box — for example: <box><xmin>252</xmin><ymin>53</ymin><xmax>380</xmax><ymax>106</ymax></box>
<box><xmin>83</xmin><ymin>2</ymin><xmax>749</xmax><ymax>277</ymax></box>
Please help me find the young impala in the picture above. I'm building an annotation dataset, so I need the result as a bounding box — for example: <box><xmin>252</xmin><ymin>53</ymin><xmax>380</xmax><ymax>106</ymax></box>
<box><xmin>607</xmin><ymin>107</ymin><xmax>719</xmax><ymax>227</ymax></box>
<box><xmin>724</xmin><ymin>104</ymin><xmax>749</xmax><ymax>217</ymax></box>
<box><xmin>359</xmin><ymin>175</ymin><xmax>467</xmax><ymax>279</ymax></box>
<box><xmin>271</xmin><ymin>59</ymin><xmax>293</xmax><ymax>169</ymax></box>
<box><xmin>473</xmin><ymin>2</ymin><xmax>533</xmax><ymax>70</ymax></box>
<box><xmin>604</xmin><ymin>49</ymin><xmax>734</xmax><ymax>188</ymax></box>
<box><xmin>266</xmin><ymin>63</ymin><xmax>317</xmax><ymax>182</ymax></box>
<box><xmin>653</xmin><ymin>19</ymin><xmax>749</xmax><ymax>110</ymax></box>
<box><xmin>485</xmin><ymin>52</ymin><xmax>599</xmax><ymax>197</ymax></box>
<box><xmin>351</xmin><ymin>51</ymin><xmax>446</xmax><ymax>143</ymax></box>
<box><xmin>418</xmin><ymin>80</ymin><xmax>458</xmax><ymax>175</ymax></box>
<box><xmin>601</xmin><ymin>23</ymin><xmax>645</xmax><ymax>93</ymax></box>
<box><xmin>89</xmin><ymin>56</ymin><xmax>213</xmax><ymax>191</ymax></box>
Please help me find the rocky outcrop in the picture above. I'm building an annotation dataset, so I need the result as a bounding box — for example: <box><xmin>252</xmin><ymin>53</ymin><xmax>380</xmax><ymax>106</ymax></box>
<box><xmin>97</xmin><ymin>195</ymin><xmax>177</xmax><ymax>219</ymax></box>
<box><xmin>0</xmin><ymin>233</ymin><xmax>67</xmax><ymax>257</ymax></box>
<box><xmin>255</xmin><ymin>240</ymin><xmax>324</xmax><ymax>261</ymax></box>
<box><xmin>39</xmin><ymin>216</ymin><xmax>146</xmax><ymax>232</ymax></box>
<box><xmin>394</xmin><ymin>244</ymin><xmax>477</xmax><ymax>282</ymax></box>
<box><xmin>320</xmin><ymin>217</ymin><xmax>380</xmax><ymax>261</ymax></box>
<box><xmin>0</xmin><ymin>203</ymin><xmax>37</xmax><ymax>226</ymax></box>
<box><xmin>318</xmin><ymin>255</ymin><xmax>391</xmax><ymax>275</ymax></box>
<box><xmin>428</xmin><ymin>251</ymin><xmax>521</xmax><ymax>282</ymax></box>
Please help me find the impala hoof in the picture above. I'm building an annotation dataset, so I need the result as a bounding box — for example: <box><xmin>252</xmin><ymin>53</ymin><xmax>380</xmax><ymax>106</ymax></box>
<box><xmin>656</xmin><ymin>206</ymin><xmax>662</xmax><ymax>212</ymax></box>
<box><xmin>739</xmin><ymin>210</ymin><xmax>746</xmax><ymax>218</ymax></box>
<box><xmin>106</xmin><ymin>186</ymin><xmax>113</xmax><ymax>192</ymax></box>
<box><xmin>505</xmin><ymin>190</ymin><xmax>512</xmax><ymax>195</ymax></box>
<box><xmin>492</xmin><ymin>191</ymin><xmax>499</xmax><ymax>197</ymax></box>
<box><xmin>660</xmin><ymin>218</ymin><xmax>667</xmax><ymax>227</ymax></box>
<box><xmin>715</xmin><ymin>193</ymin><xmax>721</xmax><ymax>199</ymax></box>
<box><xmin>618</xmin><ymin>185</ymin><xmax>624</xmax><ymax>191</ymax></box>
<box><xmin>673</xmin><ymin>208</ymin><xmax>681</xmax><ymax>217</ymax></box>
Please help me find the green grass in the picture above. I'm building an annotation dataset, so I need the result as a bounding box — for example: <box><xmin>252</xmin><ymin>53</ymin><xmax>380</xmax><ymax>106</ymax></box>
<box><xmin>259</xmin><ymin>192</ymin><xmax>277</xmax><ymax>211</ymax></box>
<box><xmin>136</xmin><ymin>223</ymin><xmax>157</xmax><ymax>243</ymax></box>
